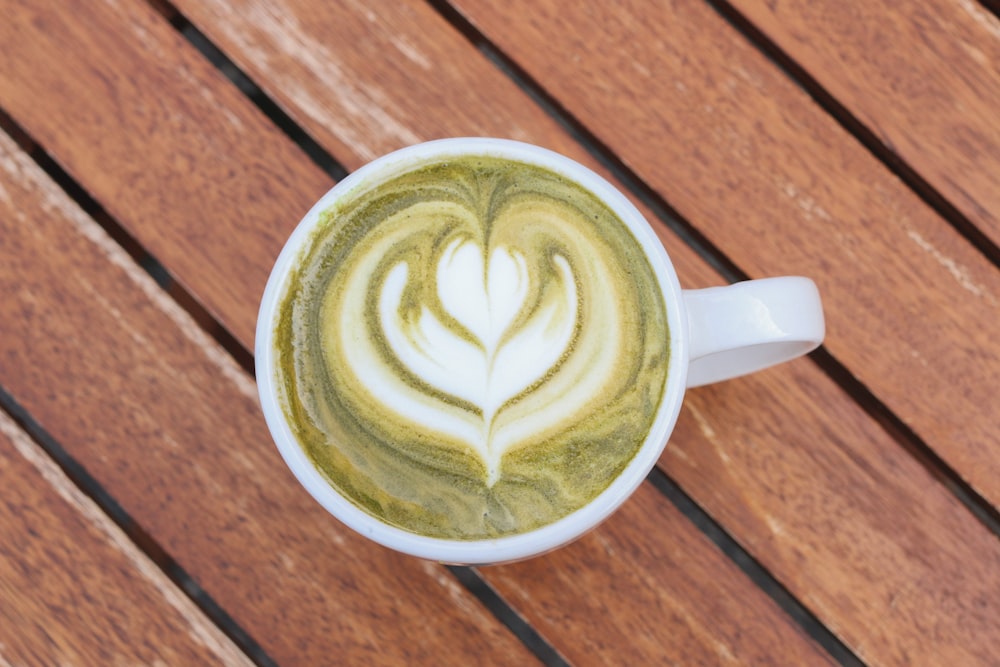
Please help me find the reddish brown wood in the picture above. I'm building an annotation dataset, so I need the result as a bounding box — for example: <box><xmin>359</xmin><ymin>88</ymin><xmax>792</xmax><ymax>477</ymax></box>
<box><xmin>0</xmin><ymin>413</ymin><xmax>253</xmax><ymax>666</ymax></box>
<box><xmin>488</xmin><ymin>483</ymin><xmax>835</xmax><ymax>666</ymax></box>
<box><xmin>665</xmin><ymin>357</ymin><xmax>1000</xmax><ymax>666</ymax></box>
<box><xmin>0</xmin><ymin>0</ymin><xmax>330</xmax><ymax>347</ymax></box>
<box><xmin>1</xmin><ymin>0</ymin><xmax>999</xmax><ymax>664</ymax></box>
<box><xmin>645</xmin><ymin>218</ymin><xmax>1000</xmax><ymax>665</ymax></box>
<box><xmin>446</xmin><ymin>0</ymin><xmax>1000</xmax><ymax>510</ymax></box>
<box><xmin>729</xmin><ymin>0</ymin><xmax>1000</xmax><ymax>245</ymax></box>
<box><xmin>165</xmin><ymin>0</ymin><xmax>587</xmax><ymax>171</ymax></box>
<box><xmin>0</xmin><ymin>132</ymin><xmax>534</xmax><ymax>665</ymax></box>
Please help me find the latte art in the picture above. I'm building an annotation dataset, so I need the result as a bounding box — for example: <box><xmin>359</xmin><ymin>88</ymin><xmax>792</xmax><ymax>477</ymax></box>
<box><xmin>374</xmin><ymin>239</ymin><xmax>578</xmax><ymax>485</ymax></box>
<box><xmin>275</xmin><ymin>157</ymin><xmax>669</xmax><ymax>539</ymax></box>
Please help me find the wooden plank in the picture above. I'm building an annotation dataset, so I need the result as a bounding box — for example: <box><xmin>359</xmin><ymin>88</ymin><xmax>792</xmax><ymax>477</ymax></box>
<box><xmin>0</xmin><ymin>412</ymin><xmax>253</xmax><ymax>666</ymax></box>
<box><xmin>444</xmin><ymin>0</ymin><xmax>1000</xmax><ymax>509</ymax></box>
<box><xmin>0</xmin><ymin>0</ymin><xmax>330</xmax><ymax>347</ymax></box>
<box><xmin>0</xmin><ymin>132</ymin><xmax>535</xmax><ymax>665</ymax></box>
<box><xmin>728</xmin><ymin>0</ymin><xmax>1000</xmax><ymax>245</ymax></box>
<box><xmin>1</xmin><ymin>0</ymin><xmax>998</xmax><ymax>665</ymax></box>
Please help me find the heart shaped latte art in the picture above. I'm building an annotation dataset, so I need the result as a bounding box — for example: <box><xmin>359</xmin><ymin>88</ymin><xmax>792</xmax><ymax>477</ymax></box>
<box><xmin>275</xmin><ymin>157</ymin><xmax>669</xmax><ymax>539</ymax></box>
<box><xmin>376</xmin><ymin>238</ymin><xmax>577</xmax><ymax>485</ymax></box>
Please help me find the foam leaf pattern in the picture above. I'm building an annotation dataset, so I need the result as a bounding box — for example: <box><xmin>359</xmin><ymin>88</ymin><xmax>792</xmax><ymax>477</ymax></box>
<box><xmin>379</xmin><ymin>238</ymin><xmax>577</xmax><ymax>484</ymax></box>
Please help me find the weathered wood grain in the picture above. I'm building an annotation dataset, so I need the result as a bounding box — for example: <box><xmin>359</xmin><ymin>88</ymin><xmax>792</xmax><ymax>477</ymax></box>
<box><xmin>0</xmin><ymin>412</ymin><xmax>254</xmax><ymax>666</ymax></box>
<box><xmin>161</xmin><ymin>0</ymin><xmax>588</xmax><ymax>170</ymax></box>
<box><xmin>729</xmin><ymin>0</ymin><xmax>1000</xmax><ymax>245</ymax></box>
<box><xmin>2</xmin><ymin>0</ymin><xmax>998</xmax><ymax>664</ymax></box>
<box><xmin>0</xmin><ymin>130</ymin><xmax>535</xmax><ymax>666</ymax></box>
<box><xmin>666</xmin><ymin>354</ymin><xmax>1000</xmax><ymax>666</ymax></box>
<box><xmin>487</xmin><ymin>483</ymin><xmax>835</xmax><ymax>666</ymax></box>
<box><xmin>446</xmin><ymin>0</ymin><xmax>1000</xmax><ymax>509</ymax></box>
<box><xmin>0</xmin><ymin>0</ymin><xmax>330</xmax><ymax>347</ymax></box>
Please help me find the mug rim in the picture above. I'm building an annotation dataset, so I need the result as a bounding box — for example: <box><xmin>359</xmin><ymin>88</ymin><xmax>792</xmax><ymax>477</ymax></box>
<box><xmin>255</xmin><ymin>138</ymin><xmax>689</xmax><ymax>563</ymax></box>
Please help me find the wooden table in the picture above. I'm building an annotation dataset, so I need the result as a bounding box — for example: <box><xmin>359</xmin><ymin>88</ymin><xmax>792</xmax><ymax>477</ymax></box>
<box><xmin>1</xmin><ymin>1</ymin><xmax>998</xmax><ymax>664</ymax></box>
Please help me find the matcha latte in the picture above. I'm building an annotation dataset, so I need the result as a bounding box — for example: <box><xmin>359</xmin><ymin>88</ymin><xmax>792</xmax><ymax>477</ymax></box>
<box><xmin>272</xmin><ymin>156</ymin><xmax>670</xmax><ymax>540</ymax></box>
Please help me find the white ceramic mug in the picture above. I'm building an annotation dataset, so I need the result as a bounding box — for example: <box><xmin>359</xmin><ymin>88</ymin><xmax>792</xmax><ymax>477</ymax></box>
<box><xmin>256</xmin><ymin>138</ymin><xmax>824</xmax><ymax>564</ymax></box>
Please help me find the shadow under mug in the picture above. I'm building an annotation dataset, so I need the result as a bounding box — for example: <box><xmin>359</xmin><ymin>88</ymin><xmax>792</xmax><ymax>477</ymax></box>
<box><xmin>255</xmin><ymin>138</ymin><xmax>824</xmax><ymax>564</ymax></box>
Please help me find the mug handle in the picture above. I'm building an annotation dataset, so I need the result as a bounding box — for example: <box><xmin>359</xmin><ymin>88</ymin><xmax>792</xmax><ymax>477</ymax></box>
<box><xmin>683</xmin><ymin>277</ymin><xmax>825</xmax><ymax>388</ymax></box>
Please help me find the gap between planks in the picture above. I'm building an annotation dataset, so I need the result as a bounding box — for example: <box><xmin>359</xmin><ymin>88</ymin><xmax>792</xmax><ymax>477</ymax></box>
<box><xmin>976</xmin><ymin>0</ymin><xmax>1000</xmax><ymax>22</ymax></box>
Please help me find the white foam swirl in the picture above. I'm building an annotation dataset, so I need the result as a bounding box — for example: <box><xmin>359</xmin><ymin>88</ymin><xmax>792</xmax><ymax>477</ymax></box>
<box><xmin>281</xmin><ymin>158</ymin><xmax>670</xmax><ymax>538</ymax></box>
<box><xmin>375</xmin><ymin>239</ymin><xmax>577</xmax><ymax>485</ymax></box>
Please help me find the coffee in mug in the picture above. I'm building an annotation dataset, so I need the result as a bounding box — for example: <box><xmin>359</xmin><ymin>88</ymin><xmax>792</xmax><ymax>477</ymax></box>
<box><xmin>256</xmin><ymin>138</ymin><xmax>824</xmax><ymax>563</ymax></box>
<box><xmin>272</xmin><ymin>155</ymin><xmax>669</xmax><ymax>540</ymax></box>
